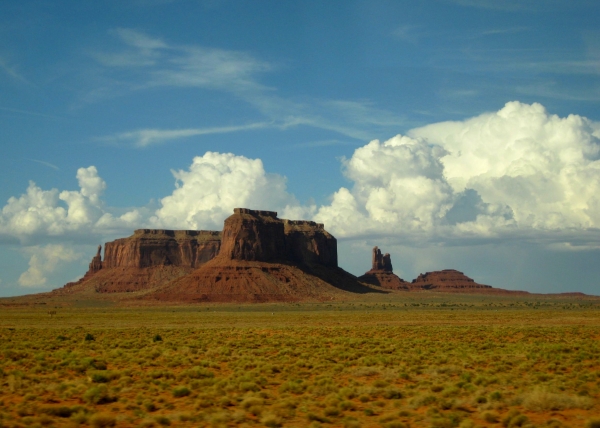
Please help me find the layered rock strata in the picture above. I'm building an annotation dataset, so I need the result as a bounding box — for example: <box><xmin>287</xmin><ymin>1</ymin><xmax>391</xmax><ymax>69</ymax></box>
<box><xmin>103</xmin><ymin>229</ymin><xmax>222</xmax><ymax>268</ymax></box>
<box><xmin>358</xmin><ymin>247</ymin><xmax>410</xmax><ymax>290</ymax></box>
<box><xmin>63</xmin><ymin>229</ymin><xmax>221</xmax><ymax>293</ymax></box>
<box><xmin>149</xmin><ymin>209</ymin><xmax>372</xmax><ymax>302</ymax></box>
<box><xmin>60</xmin><ymin>208</ymin><xmax>376</xmax><ymax>301</ymax></box>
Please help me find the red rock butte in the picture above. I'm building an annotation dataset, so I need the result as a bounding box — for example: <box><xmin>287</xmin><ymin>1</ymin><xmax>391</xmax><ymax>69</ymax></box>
<box><xmin>58</xmin><ymin>208</ymin><xmax>381</xmax><ymax>302</ymax></box>
<box><xmin>358</xmin><ymin>246</ymin><xmax>410</xmax><ymax>290</ymax></box>
<box><xmin>56</xmin><ymin>208</ymin><xmax>536</xmax><ymax>303</ymax></box>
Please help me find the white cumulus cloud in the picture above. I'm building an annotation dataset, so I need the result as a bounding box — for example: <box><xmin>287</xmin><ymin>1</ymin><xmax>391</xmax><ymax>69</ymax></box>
<box><xmin>0</xmin><ymin>166</ymin><xmax>141</xmax><ymax>243</ymax></box>
<box><xmin>18</xmin><ymin>244</ymin><xmax>81</xmax><ymax>287</ymax></box>
<box><xmin>316</xmin><ymin>101</ymin><xmax>600</xmax><ymax>247</ymax></box>
<box><xmin>315</xmin><ymin>135</ymin><xmax>455</xmax><ymax>237</ymax></box>
<box><xmin>150</xmin><ymin>151</ymin><xmax>304</xmax><ymax>230</ymax></box>
<box><xmin>411</xmin><ymin>101</ymin><xmax>600</xmax><ymax>231</ymax></box>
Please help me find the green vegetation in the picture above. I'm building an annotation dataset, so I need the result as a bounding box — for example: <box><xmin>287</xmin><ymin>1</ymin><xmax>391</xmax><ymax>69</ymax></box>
<box><xmin>0</xmin><ymin>297</ymin><xmax>599</xmax><ymax>426</ymax></box>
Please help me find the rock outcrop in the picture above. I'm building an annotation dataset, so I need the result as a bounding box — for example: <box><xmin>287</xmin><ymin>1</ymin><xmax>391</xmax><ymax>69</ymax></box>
<box><xmin>409</xmin><ymin>269</ymin><xmax>492</xmax><ymax>291</ymax></box>
<box><xmin>59</xmin><ymin>208</ymin><xmax>378</xmax><ymax>301</ymax></box>
<box><xmin>150</xmin><ymin>209</ymin><xmax>373</xmax><ymax>302</ymax></box>
<box><xmin>62</xmin><ymin>229</ymin><xmax>221</xmax><ymax>293</ymax></box>
<box><xmin>103</xmin><ymin>229</ymin><xmax>221</xmax><ymax>268</ymax></box>
<box><xmin>358</xmin><ymin>247</ymin><xmax>410</xmax><ymax>290</ymax></box>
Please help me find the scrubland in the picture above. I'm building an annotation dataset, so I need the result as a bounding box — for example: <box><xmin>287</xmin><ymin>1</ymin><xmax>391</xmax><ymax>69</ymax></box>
<box><xmin>1</xmin><ymin>295</ymin><xmax>600</xmax><ymax>427</ymax></box>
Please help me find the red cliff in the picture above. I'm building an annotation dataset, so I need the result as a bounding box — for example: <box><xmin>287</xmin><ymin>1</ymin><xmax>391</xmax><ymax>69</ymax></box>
<box><xmin>59</xmin><ymin>208</ymin><xmax>377</xmax><ymax>301</ymax></box>
<box><xmin>103</xmin><ymin>229</ymin><xmax>221</xmax><ymax>268</ymax></box>
<box><xmin>148</xmin><ymin>209</ymin><xmax>374</xmax><ymax>302</ymax></box>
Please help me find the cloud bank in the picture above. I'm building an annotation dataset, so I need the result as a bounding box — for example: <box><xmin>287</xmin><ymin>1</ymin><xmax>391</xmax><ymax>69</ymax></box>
<box><xmin>18</xmin><ymin>244</ymin><xmax>81</xmax><ymax>287</ymax></box>
<box><xmin>0</xmin><ymin>153</ymin><xmax>303</xmax><ymax>245</ymax></box>
<box><xmin>315</xmin><ymin>101</ymin><xmax>600</xmax><ymax>246</ymax></box>
<box><xmin>3</xmin><ymin>102</ymin><xmax>600</xmax><ymax>287</ymax></box>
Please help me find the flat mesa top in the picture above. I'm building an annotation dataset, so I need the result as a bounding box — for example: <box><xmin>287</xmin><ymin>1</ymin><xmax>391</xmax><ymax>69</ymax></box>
<box><xmin>132</xmin><ymin>229</ymin><xmax>222</xmax><ymax>240</ymax></box>
<box><xmin>233</xmin><ymin>208</ymin><xmax>278</xmax><ymax>217</ymax></box>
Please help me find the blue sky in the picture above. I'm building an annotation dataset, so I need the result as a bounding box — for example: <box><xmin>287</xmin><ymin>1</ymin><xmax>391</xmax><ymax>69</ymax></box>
<box><xmin>1</xmin><ymin>0</ymin><xmax>600</xmax><ymax>296</ymax></box>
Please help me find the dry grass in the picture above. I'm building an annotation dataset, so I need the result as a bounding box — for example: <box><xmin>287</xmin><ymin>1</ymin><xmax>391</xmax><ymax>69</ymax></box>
<box><xmin>0</xmin><ymin>297</ymin><xmax>599</xmax><ymax>426</ymax></box>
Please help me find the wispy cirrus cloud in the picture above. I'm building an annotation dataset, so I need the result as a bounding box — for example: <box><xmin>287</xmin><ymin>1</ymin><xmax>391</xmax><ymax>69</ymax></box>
<box><xmin>100</xmin><ymin>122</ymin><xmax>271</xmax><ymax>147</ymax></box>
<box><xmin>28</xmin><ymin>159</ymin><xmax>60</xmax><ymax>171</ymax></box>
<box><xmin>90</xmin><ymin>29</ymin><xmax>407</xmax><ymax>143</ymax></box>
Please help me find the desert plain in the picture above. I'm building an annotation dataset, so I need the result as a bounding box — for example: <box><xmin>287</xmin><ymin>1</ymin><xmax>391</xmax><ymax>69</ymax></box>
<box><xmin>1</xmin><ymin>293</ymin><xmax>600</xmax><ymax>428</ymax></box>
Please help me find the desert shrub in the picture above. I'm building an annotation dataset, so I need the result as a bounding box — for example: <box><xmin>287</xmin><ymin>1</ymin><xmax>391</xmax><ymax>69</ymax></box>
<box><xmin>154</xmin><ymin>415</ymin><xmax>171</xmax><ymax>426</ymax></box>
<box><xmin>411</xmin><ymin>394</ymin><xmax>437</xmax><ymax>407</ymax></box>
<box><xmin>89</xmin><ymin>413</ymin><xmax>116</xmax><ymax>428</ymax></box>
<box><xmin>172</xmin><ymin>386</ymin><xmax>190</xmax><ymax>397</ymax></box>
<box><xmin>40</xmin><ymin>405</ymin><xmax>73</xmax><ymax>417</ymax></box>
<box><xmin>430</xmin><ymin>417</ymin><xmax>455</xmax><ymax>428</ymax></box>
<box><xmin>522</xmin><ymin>388</ymin><xmax>593</xmax><ymax>411</ymax></box>
<box><xmin>383</xmin><ymin>387</ymin><xmax>403</xmax><ymax>399</ymax></box>
<box><xmin>490</xmin><ymin>391</ymin><xmax>502</xmax><ymax>401</ymax></box>
<box><xmin>90</xmin><ymin>371</ymin><xmax>119</xmax><ymax>383</ymax></box>
<box><xmin>144</xmin><ymin>401</ymin><xmax>157</xmax><ymax>412</ymax></box>
<box><xmin>384</xmin><ymin>422</ymin><xmax>408</xmax><ymax>428</ymax></box>
<box><xmin>324</xmin><ymin>407</ymin><xmax>340</xmax><ymax>417</ymax></box>
<box><xmin>153</xmin><ymin>334</ymin><xmax>163</xmax><ymax>342</ymax></box>
<box><xmin>337</xmin><ymin>387</ymin><xmax>356</xmax><ymax>400</ymax></box>
<box><xmin>70</xmin><ymin>410</ymin><xmax>89</xmax><ymax>424</ymax></box>
<box><xmin>481</xmin><ymin>411</ymin><xmax>499</xmax><ymax>423</ymax></box>
<box><xmin>84</xmin><ymin>333</ymin><xmax>95</xmax><ymax>341</ymax></box>
<box><xmin>308</xmin><ymin>412</ymin><xmax>332</xmax><ymax>423</ymax></box>
<box><xmin>182</xmin><ymin>367</ymin><xmax>213</xmax><ymax>379</ymax></box>
<box><xmin>280</xmin><ymin>380</ymin><xmax>306</xmax><ymax>394</ymax></box>
<box><xmin>260</xmin><ymin>413</ymin><xmax>283</xmax><ymax>427</ymax></box>
<box><xmin>83</xmin><ymin>385</ymin><xmax>116</xmax><ymax>404</ymax></box>
<box><xmin>239</xmin><ymin>381</ymin><xmax>260</xmax><ymax>392</ymax></box>
<box><xmin>502</xmin><ymin>411</ymin><xmax>528</xmax><ymax>428</ymax></box>
<box><xmin>241</xmin><ymin>396</ymin><xmax>263</xmax><ymax>409</ymax></box>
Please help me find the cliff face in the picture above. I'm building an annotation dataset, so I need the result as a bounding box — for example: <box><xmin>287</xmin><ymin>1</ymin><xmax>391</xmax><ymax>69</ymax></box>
<box><xmin>61</xmin><ymin>208</ymin><xmax>351</xmax><ymax>300</ymax></box>
<box><xmin>103</xmin><ymin>229</ymin><xmax>221</xmax><ymax>269</ymax></box>
<box><xmin>146</xmin><ymin>209</ymin><xmax>375</xmax><ymax>302</ymax></box>
<box><xmin>218</xmin><ymin>209</ymin><xmax>286</xmax><ymax>262</ymax></box>
<box><xmin>217</xmin><ymin>208</ymin><xmax>337</xmax><ymax>267</ymax></box>
<box><xmin>284</xmin><ymin>220</ymin><xmax>337</xmax><ymax>267</ymax></box>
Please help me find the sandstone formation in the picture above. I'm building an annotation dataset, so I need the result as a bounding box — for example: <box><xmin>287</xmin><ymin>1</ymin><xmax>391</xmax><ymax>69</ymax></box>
<box><xmin>149</xmin><ymin>209</ymin><xmax>373</xmax><ymax>302</ymax></box>
<box><xmin>103</xmin><ymin>229</ymin><xmax>221</xmax><ymax>268</ymax></box>
<box><xmin>358</xmin><ymin>247</ymin><xmax>410</xmax><ymax>290</ymax></box>
<box><xmin>409</xmin><ymin>269</ymin><xmax>492</xmax><ymax>291</ymax></box>
<box><xmin>58</xmin><ymin>208</ymin><xmax>379</xmax><ymax>302</ymax></box>
<box><xmin>62</xmin><ymin>229</ymin><xmax>221</xmax><ymax>293</ymax></box>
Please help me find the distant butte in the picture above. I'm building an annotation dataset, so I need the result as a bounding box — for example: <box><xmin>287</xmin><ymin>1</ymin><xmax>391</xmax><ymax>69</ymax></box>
<box><xmin>357</xmin><ymin>247</ymin><xmax>410</xmax><ymax>290</ymax></box>
<box><xmin>409</xmin><ymin>269</ymin><xmax>493</xmax><ymax>291</ymax></box>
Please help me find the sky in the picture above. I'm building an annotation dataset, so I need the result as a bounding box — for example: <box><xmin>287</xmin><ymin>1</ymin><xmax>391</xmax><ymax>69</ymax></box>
<box><xmin>1</xmin><ymin>0</ymin><xmax>600</xmax><ymax>296</ymax></box>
